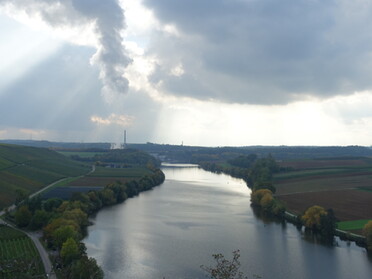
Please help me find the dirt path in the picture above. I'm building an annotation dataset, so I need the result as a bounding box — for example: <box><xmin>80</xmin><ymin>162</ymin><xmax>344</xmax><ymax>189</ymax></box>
<box><xmin>27</xmin><ymin>231</ymin><xmax>57</xmax><ymax>279</ymax></box>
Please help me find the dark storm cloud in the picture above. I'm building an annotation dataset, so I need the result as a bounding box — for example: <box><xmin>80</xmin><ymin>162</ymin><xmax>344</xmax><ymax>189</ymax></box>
<box><xmin>0</xmin><ymin>0</ymin><xmax>131</xmax><ymax>95</ymax></box>
<box><xmin>144</xmin><ymin>0</ymin><xmax>372</xmax><ymax>104</ymax></box>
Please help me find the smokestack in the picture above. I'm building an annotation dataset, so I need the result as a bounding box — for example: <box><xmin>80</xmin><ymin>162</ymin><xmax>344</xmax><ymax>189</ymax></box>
<box><xmin>123</xmin><ymin>130</ymin><xmax>127</xmax><ymax>149</ymax></box>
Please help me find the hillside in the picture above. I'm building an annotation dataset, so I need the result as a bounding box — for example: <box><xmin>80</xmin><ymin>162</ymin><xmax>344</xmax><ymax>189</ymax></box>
<box><xmin>0</xmin><ymin>144</ymin><xmax>90</xmax><ymax>209</ymax></box>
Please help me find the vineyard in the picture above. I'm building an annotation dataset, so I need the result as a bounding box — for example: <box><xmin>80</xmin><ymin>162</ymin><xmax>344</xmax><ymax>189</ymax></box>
<box><xmin>0</xmin><ymin>225</ymin><xmax>45</xmax><ymax>278</ymax></box>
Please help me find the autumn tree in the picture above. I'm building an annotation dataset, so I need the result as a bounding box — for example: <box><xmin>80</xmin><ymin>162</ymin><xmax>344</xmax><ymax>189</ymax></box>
<box><xmin>363</xmin><ymin>221</ymin><xmax>372</xmax><ymax>251</ymax></box>
<box><xmin>250</xmin><ymin>189</ymin><xmax>273</xmax><ymax>206</ymax></box>
<box><xmin>62</xmin><ymin>208</ymin><xmax>89</xmax><ymax>229</ymax></box>
<box><xmin>302</xmin><ymin>205</ymin><xmax>327</xmax><ymax>230</ymax></box>
<box><xmin>43</xmin><ymin>217</ymin><xmax>80</xmax><ymax>247</ymax></box>
<box><xmin>250</xmin><ymin>189</ymin><xmax>285</xmax><ymax>216</ymax></box>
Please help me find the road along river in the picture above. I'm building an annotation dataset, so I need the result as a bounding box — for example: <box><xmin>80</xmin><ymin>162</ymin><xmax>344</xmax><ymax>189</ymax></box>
<box><xmin>84</xmin><ymin>164</ymin><xmax>372</xmax><ymax>279</ymax></box>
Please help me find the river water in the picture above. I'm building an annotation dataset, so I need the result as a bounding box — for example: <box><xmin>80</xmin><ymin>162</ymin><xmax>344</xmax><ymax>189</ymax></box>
<box><xmin>84</xmin><ymin>164</ymin><xmax>372</xmax><ymax>279</ymax></box>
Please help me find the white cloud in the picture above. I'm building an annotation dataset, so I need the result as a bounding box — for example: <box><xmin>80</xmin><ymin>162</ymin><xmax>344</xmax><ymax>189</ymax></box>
<box><xmin>91</xmin><ymin>113</ymin><xmax>134</xmax><ymax>127</ymax></box>
<box><xmin>0</xmin><ymin>0</ymin><xmax>132</xmax><ymax>97</ymax></box>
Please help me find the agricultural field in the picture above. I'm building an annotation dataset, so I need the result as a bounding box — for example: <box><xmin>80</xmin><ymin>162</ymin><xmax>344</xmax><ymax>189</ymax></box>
<box><xmin>42</xmin><ymin>186</ymin><xmax>104</xmax><ymax>200</ymax></box>
<box><xmin>274</xmin><ymin>157</ymin><xmax>372</xmax><ymax>195</ymax></box>
<box><xmin>0</xmin><ymin>144</ymin><xmax>90</xmax><ymax>210</ymax></box>
<box><xmin>278</xmin><ymin>157</ymin><xmax>372</xmax><ymax>169</ymax></box>
<box><xmin>275</xmin><ymin>157</ymin><xmax>372</xmax><ymax>233</ymax></box>
<box><xmin>40</xmin><ymin>165</ymin><xmax>155</xmax><ymax>200</ymax></box>
<box><xmin>0</xmin><ymin>225</ymin><xmax>45</xmax><ymax>278</ymax></box>
<box><xmin>58</xmin><ymin>151</ymin><xmax>105</xmax><ymax>159</ymax></box>
<box><xmin>65</xmin><ymin>166</ymin><xmax>153</xmax><ymax>187</ymax></box>
<box><xmin>89</xmin><ymin>166</ymin><xmax>152</xmax><ymax>177</ymax></box>
<box><xmin>277</xmin><ymin>189</ymin><xmax>372</xmax><ymax>221</ymax></box>
<box><xmin>337</xmin><ymin>219</ymin><xmax>371</xmax><ymax>231</ymax></box>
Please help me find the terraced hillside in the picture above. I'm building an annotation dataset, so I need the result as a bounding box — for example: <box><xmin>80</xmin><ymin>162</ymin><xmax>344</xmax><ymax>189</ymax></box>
<box><xmin>0</xmin><ymin>144</ymin><xmax>90</xmax><ymax>209</ymax></box>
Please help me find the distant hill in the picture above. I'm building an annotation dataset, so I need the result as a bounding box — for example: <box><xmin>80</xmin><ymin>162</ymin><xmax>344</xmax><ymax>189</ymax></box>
<box><xmin>0</xmin><ymin>139</ymin><xmax>111</xmax><ymax>150</ymax></box>
<box><xmin>2</xmin><ymin>139</ymin><xmax>372</xmax><ymax>161</ymax></box>
<box><xmin>130</xmin><ymin>143</ymin><xmax>372</xmax><ymax>162</ymax></box>
<box><xmin>0</xmin><ymin>144</ymin><xmax>90</xmax><ymax>209</ymax></box>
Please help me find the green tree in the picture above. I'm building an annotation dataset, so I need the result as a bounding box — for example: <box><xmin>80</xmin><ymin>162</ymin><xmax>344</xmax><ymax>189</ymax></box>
<box><xmin>43</xmin><ymin>197</ymin><xmax>63</xmax><ymax>212</ymax></box>
<box><xmin>70</xmin><ymin>256</ymin><xmax>104</xmax><ymax>279</ymax></box>
<box><xmin>60</xmin><ymin>238</ymin><xmax>80</xmax><ymax>265</ymax></box>
<box><xmin>29</xmin><ymin>209</ymin><xmax>50</xmax><ymax>230</ymax></box>
<box><xmin>363</xmin><ymin>220</ymin><xmax>372</xmax><ymax>251</ymax></box>
<box><xmin>53</xmin><ymin>225</ymin><xmax>79</xmax><ymax>249</ymax></box>
<box><xmin>319</xmin><ymin>209</ymin><xmax>337</xmax><ymax>239</ymax></box>
<box><xmin>15</xmin><ymin>205</ymin><xmax>32</xmax><ymax>227</ymax></box>
<box><xmin>43</xmin><ymin>218</ymin><xmax>80</xmax><ymax>246</ymax></box>
<box><xmin>99</xmin><ymin>188</ymin><xmax>116</xmax><ymax>205</ymax></box>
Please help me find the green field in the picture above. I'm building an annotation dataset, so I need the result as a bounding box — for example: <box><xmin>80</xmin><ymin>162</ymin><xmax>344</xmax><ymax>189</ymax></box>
<box><xmin>58</xmin><ymin>151</ymin><xmax>105</xmax><ymax>158</ymax></box>
<box><xmin>358</xmin><ymin>186</ymin><xmax>372</xmax><ymax>192</ymax></box>
<box><xmin>337</xmin><ymin>219</ymin><xmax>371</xmax><ymax>231</ymax></box>
<box><xmin>0</xmin><ymin>225</ymin><xmax>45</xmax><ymax>278</ymax></box>
<box><xmin>0</xmin><ymin>144</ymin><xmax>91</xmax><ymax>209</ymax></box>
<box><xmin>63</xmin><ymin>166</ymin><xmax>153</xmax><ymax>188</ymax></box>
<box><xmin>274</xmin><ymin>168</ymin><xmax>360</xmax><ymax>181</ymax></box>
<box><xmin>89</xmin><ymin>166</ymin><xmax>152</xmax><ymax>177</ymax></box>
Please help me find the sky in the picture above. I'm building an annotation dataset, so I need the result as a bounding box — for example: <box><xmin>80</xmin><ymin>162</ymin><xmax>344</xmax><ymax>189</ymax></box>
<box><xmin>1</xmin><ymin>0</ymin><xmax>372</xmax><ymax>146</ymax></box>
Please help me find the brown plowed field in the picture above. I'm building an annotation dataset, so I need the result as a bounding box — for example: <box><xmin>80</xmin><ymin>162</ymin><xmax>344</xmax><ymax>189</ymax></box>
<box><xmin>277</xmin><ymin>189</ymin><xmax>372</xmax><ymax>221</ymax></box>
<box><xmin>280</xmin><ymin>159</ymin><xmax>370</xmax><ymax>169</ymax></box>
<box><xmin>275</xmin><ymin>172</ymin><xmax>372</xmax><ymax>195</ymax></box>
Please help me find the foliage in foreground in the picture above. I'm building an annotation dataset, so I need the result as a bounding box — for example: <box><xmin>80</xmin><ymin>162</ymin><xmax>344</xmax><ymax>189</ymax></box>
<box><xmin>201</xmin><ymin>250</ymin><xmax>261</xmax><ymax>279</ymax></box>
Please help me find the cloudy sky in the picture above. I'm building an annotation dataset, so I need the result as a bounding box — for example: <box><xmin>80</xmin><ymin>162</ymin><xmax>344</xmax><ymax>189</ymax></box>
<box><xmin>1</xmin><ymin>0</ymin><xmax>372</xmax><ymax>146</ymax></box>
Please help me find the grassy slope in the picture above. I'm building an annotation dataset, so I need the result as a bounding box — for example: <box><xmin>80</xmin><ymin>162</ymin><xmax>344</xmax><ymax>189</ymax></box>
<box><xmin>0</xmin><ymin>144</ymin><xmax>90</xmax><ymax>209</ymax></box>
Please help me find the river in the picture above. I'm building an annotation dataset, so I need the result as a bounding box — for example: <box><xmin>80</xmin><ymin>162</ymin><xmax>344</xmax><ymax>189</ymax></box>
<box><xmin>84</xmin><ymin>164</ymin><xmax>372</xmax><ymax>279</ymax></box>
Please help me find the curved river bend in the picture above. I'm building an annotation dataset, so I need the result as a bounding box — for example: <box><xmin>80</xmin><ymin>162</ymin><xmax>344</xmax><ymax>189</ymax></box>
<box><xmin>84</xmin><ymin>165</ymin><xmax>372</xmax><ymax>279</ymax></box>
